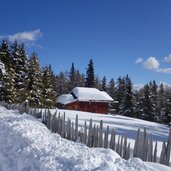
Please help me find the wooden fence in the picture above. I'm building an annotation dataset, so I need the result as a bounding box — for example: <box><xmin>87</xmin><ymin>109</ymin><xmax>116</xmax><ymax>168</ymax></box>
<box><xmin>0</xmin><ymin>102</ymin><xmax>170</xmax><ymax>166</ymax></box>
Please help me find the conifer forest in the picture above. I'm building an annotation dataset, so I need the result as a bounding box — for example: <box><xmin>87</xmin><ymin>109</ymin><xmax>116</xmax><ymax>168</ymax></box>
<box><xmin>0</xmin><ymin>40</ymin><xmax>171</xmax><ymax>124</ymax></box>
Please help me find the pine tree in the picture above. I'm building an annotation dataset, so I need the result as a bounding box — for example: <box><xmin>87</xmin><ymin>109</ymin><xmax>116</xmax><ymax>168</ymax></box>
<box><xmin>55</xmin><ymin>71</ymin><xmax>69</xmax><ymax>95</ymax></box>
<box><xmin>115</xmin><ymin>76</ymin><xmax>126</xmax><ymax>114</ymax></box>
<box><xmin>141</xmin><ymin>84</ymin><xmax>155</xmax><ymax>121</ymax></box>
<box><xmin>27</xmin><ymin>53</ymin><xmax>42</xmax><ymax>107</ymax></box>
<box><xmin>0</xmin><ymin>40</ymin><xmax>12</xmax><ymax>70</ymax></box>
<box><xmin>163</xmin><ymin>87</ymin><xmax>171</xmax><ymax>124</ymax></box>
<box><xmin>108</xmin><ymin>78</ymin><xmax>115</xmax><ymax>100</ymax></box>
<box><xmin>0</xmin><ymin>62</ymin><xmax>5</xmax><ymax>101</ymax></box>
<box><xmin>85</xmin><ymin>59</ymin><xmax>95</xmax><ymax>87</ymax></box>
<box><xmin>101</xmin><ymin>76</ymin><xmax>107</xmax><ymax>91</ymax></box>
<box><xmin>158</xmin><ymin>83</ymin><xmax>165</xmax><ymax>122</ymax></box>
<box><xmin>68</xmin><ymin>63</ymin><xmax>76</xmax><ymax>90</ymax></box>
<box><xmin>3</xmin><ymin>67</ymin><xmax>16</xmax><ymax>104</ymax></box>
<box><xmin>150</xmin><ymin>80</ymin><xmax>159</xmax><ymax>121</ymax></box>
<box><xmin>108</xmin><ymin>78</ymin><xmax>116</xmax><ymax>111</ymax></box>
<box><xmin>94</xmin><ymin>76</ymin><xmax>101</xmax><ymax>90</ymax></box>
<box><xmin>75</xmin><ymin>70</ymin><xmax>85</xmax><ymax>87</ymax></box>
<box><xmin>42</xmin><ymin>65</ymin><xmax>57</xmax><ymax>108</ymax></box>
<box><xmin>120</xmin><ymin>75</ymin><xmax>134</xmax><ymax>117</ymax></box>
<box><xmin>11</xmin><ymin>41</ymin><xmax>28</xmax><ymax>103</ymax></box>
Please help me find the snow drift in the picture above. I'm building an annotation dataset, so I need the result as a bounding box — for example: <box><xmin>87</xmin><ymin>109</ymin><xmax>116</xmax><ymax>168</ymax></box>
<box><xmin>0</xmin><ymin>106</ymin><xmax>170</xmax><ymax>171</ymax></box>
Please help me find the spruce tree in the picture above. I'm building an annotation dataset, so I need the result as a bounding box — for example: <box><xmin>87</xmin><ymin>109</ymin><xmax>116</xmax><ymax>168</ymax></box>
<box><xmin>68</xmin><ymin>62</ymin><xmax>76</xmax><ymax>90</ymax></box>
<box><xmin>27</xmin><ymin>53</ymin><xmax>42</xmax><ymax>107</ymax></box>
<box><xmin>0</xmin><ymin>62</ymin><xmax>5</xmax><ymax>101</ymax></box>
<box><xmin>55</xmin><ymin>71</ymin><xmax>69</xmax><ymax>95</ymax></box>
<box><xmin>42</xmin><ymin>65</ymin><xmax>57</xmax><ymax>108</ymax></box>
<box><xmin>115</xmin><ymin>76</ymin><xmax>126</xmax><ymax>114</ymax></box>
<box><xmin>11</xmin><ymin>41</ymin><xmax>28</xmax><ymax>103</ymax></box>
<box><xmin>120</xmin><ymin>75</ymin><xmax>134</xmax><ymax>117</ymax></box>
<box><xmin>85</xmin><ymin>59</ymin><xmax>95</xmax><ymax>87</ymax></box>
<box><xmin>101</xmin><ymin>76</ymin><xmax>107</xmax><ymax>91</ymax></box>
<box><xmin>0</xmin><ymin>40</ymin><xmax>11</xmax><ymax>70</ymax></box>
<box><xmin>108</xmin><ymin>78</ymin><xmax>115</xmax><ymax>99</ymax></box>
<box><xmin>158</xmin><ymin>83</ymin><xmax>165</xmax><ymax>122</ymax></box>
<box><xmin>94</xmin><ymin>76</ymin><xmax>101</xmax><ymax>90</ymax></box>
<box><xmin>3</xmin><ymin>67</ymin><xmax>16</xmax><ymax>104</ymax></box>
<box><xmin>75</xmin><ymin>70</ymin><xmax>85</xmax><ymax>87</ymax></box>
<box><xmin>141</xmin><ymin>84</ymin><xmax>155</xmax><ymax>121</ymax></box>
<box><xmin>150</xmin><ymin>80</ymin><xmax>159</xmax><ymax>121</ymax></box>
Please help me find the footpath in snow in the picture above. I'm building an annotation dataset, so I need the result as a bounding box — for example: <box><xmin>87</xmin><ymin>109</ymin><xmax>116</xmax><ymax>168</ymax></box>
<box><xmin>0</xmin><ymin>106</ymin><xmax>170</xmax><ymax>171</ymax></box>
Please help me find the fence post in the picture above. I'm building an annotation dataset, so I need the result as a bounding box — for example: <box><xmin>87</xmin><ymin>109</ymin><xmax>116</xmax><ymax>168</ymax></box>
<box><xmin>71</xmin><ymin>122</ymin><xmax>75</xmax><ymax>141</ymax></box>
<box><xmin>110</xmin><ymin>129</ymin><xmax>115</xmax><ymax>151</ymax></box>
<box><xmin>165</xmin><ymin>127</ymin><xmax>171</xmax><ymax>166</ymax></box>
<box><xmin>84</xmin><ymin>121</ymin><xmax>87</xmax><ymax>144</ymax></box>
<box><xmin>153</xmin><ymin>142</ymin><xmax>157</xmax><ymax>163</ymax></box>
<box><xmin>160</xmin><ymin>142</ymin><xmax>167</xmax><ymax>164</ymax></box>
<box><xmin>87</xmin><ymin>119</ymin><xmax>93</xmax><ymax>147</ymax></box>
<box><xmin>133</xmin><ymin>128</ymin><xmax>140</xmax><ymax>157</ymax></box>
<box><xmin>147</xmin><ymin>134</ymin><xmax>153</xmax><ymax>162</ymax></box>
<box><xmin>123</xmin><ymin>136</ymin><xmax>127</xmax><ymax>159</ymax></box>
<box><xmin>75</xmin><ymin>115</ymin><xmax>78</xmax><ymax>141</ymax></box>
<box><xmin>98</xmin><ymin>120</ymin><xmax>103</xmax><ymax>147</ymax></box>
<box><xmin>104</xmin><ymin>126</ymin><xmax>109</xmax><ymax>148</ymax></box>
<box><xmin>116</xmin><ymin>136</ymin><xmax>120</xmax><ymax>154</ymax></box>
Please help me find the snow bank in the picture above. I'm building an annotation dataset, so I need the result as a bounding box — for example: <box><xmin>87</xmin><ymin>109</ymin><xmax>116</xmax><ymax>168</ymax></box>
<box><xmin>0</xmin><ymin>106</ymin><xmax>170</xmax><ymax>171</ymax></box>
<box><xmin>53</xmin><ymin>108</ymin><xmax>170</xmax><ymax>163</ymax></box>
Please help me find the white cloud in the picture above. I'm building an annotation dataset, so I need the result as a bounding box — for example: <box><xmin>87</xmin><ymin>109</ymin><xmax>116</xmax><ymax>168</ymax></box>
<box><xmin>157</xmin><ymin>68</ymin><xmax>171</xmax><ymax>73</ymax></box>
<box><xmin>0</xmin><ymin>29</ymin><xmax>42</xmax><ymax>42</ymax></box>
<box><xmin>143</xmin><ymin>57</ymin><xmax>160</xmax><ymax>70</ymax></box>
<box><xmin>135</xmin><ymin>58</ymin><xmax>143</xmax><ymax>64</ymax></box>
<box><xmin>164</xmin><ymin>54</ymin><xmax>171</xmax><ymax>63</ymax></box>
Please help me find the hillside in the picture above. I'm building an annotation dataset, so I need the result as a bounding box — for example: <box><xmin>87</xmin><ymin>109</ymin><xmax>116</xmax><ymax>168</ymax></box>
<box><xmin>50</xmin><ymin>108</ymin><xmax>170</xmax><ymax>164</ymax></box>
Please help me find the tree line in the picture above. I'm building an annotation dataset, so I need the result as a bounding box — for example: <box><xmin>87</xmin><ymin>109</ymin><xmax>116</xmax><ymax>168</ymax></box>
<box><xmin>0</xmin><ymin>40</ymin><xmax>170</xmax><ymax>124</ymax></box>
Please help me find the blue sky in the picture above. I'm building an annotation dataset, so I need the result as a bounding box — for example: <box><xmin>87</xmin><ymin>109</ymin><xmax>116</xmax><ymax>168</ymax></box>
<box><xmin>0</xmin><ymin>0</ymin><xmax>171</xmax><ymax>85</ymax></box>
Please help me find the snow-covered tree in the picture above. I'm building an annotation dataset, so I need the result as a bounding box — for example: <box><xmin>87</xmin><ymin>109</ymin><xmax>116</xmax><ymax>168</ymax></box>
<box><xmin>115</xmin><ymin>77</ymin><xmax>126</xmax><ymax>114</ymax></box>
<box><xmin>120</xmin><ymin>75</ymin><xmax>134</xmax><ymax>117</ymax></box>
<box><xmin>42</xmin><ymin>65</ymin><xmax>57</xmax><ymax>107</ymax></box>
<box><xmin>27</xmin><ymin>53</ymin><xmax>42</xmax><ymax>107</ymax></box>
<box><xmin>3</xmin><ymin>67</ymin><xmax>16</xmax><ymax>103</ymax></box>
<box><xmin>11</xmin><ymin>41</ymin><xmax>28</xmax><ymax>103</ymax></box>
<box><xmin>108</xmin><ymin>78</ymin><xmax>115</xmax><ymax>100</ymax></box>
<box><xmin>0</xmin><ymin>40</ymin><xmax>12</xmax><ymax>70</ymax></box>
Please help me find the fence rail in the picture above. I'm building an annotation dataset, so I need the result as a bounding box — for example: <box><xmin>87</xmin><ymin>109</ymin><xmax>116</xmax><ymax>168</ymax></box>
<box><xmin>0</xmin><ymin>102</ymin><xmax>170</xmax><ymax>166</ymax></box>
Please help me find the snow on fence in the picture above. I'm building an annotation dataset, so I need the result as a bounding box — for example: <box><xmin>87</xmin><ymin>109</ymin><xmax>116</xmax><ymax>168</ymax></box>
<box><xmin>0</xmin><ymin>102</ymin><xmax>171</xmax><ymax>166</ymax></box>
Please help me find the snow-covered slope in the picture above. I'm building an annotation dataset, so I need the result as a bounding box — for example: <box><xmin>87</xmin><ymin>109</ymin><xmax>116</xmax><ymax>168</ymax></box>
<box><xmin>0</xmin><ymin>106</ymin><xmax>170</xmax><ymax>171</ymax></box>
<box><xmin>50</xmin><ymin>109</ymin><xmax>170</xmax><ymax>164</ymax></box>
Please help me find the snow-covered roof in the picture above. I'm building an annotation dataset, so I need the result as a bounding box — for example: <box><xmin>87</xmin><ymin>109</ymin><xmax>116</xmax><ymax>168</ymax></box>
<box><xmin>57</xmin><ymin>94</ymin><xmax>77</xmax><ymax>105</ymax></box>
<box><xmin>57</xmin><ymin>87</ymin><xmax>113</xmax><ymax>104</ymax></box>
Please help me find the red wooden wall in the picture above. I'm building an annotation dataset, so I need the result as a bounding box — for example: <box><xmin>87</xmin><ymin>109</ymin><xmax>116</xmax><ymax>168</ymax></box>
<box><xmin>66</xmin><ymin>101</ymin><xmax>109</xmax><ymax>114</ymax></box>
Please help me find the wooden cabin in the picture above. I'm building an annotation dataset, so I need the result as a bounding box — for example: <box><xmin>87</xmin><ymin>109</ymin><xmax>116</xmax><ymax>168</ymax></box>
<box><xmin>57</xmin><ymin>87</ymin><xmax>113</xmax><ymax>114</ymax></box>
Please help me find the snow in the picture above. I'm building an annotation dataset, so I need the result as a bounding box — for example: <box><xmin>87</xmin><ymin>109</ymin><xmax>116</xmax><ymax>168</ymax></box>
<box><xmin>72</xmin><ymin>87</ymin><xmax>113</xmax><ymax>101</ymax></box>
<box><xmin>57</xmin><ymin>94</ymin><xmax>77</xmax><ymax>105</ymax></box>
<box><xmin>0</xmin><ymin>62</ymin><xmax>6</xmax><ymax>75</ymax></box>
<box><xmin>51</xmin><ymin>109</ymin><xmax>171</xmax><ymax>165</ymax></box>
<box><xmin>0</xmin><ymin>106</ymin><xmax>170</xmax><ymax>170</ymax></box>
<box><xmin>57</xmin><ymin>87</ymin><xmax>113</xmax><ymax>105</ymax></box>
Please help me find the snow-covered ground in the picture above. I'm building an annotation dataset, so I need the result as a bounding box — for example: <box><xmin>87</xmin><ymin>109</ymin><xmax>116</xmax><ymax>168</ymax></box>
<box><xmin>50</xmin><ymin>109</ymin><xmax>171</xmax><ymax>165</ymax></box>
<box><xmin>0</xmin><ymin>106</ymin><xmax>171</xmax><ymax>170</ymax></box>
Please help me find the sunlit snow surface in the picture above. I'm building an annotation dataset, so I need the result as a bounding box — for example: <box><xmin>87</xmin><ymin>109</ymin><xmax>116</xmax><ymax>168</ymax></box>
<box><xmin>0</xmin><ymin>106</ymin><xmax>170</xmax><ymax>171</ymax></box>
